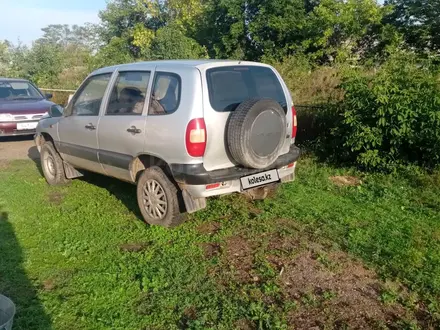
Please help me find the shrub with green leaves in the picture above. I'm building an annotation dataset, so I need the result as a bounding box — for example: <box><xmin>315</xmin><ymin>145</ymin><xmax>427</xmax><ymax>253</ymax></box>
<box><xmin>332</xmin><ymin>52</ymin><xmax>440</xmax><ymax>170</ymax></box>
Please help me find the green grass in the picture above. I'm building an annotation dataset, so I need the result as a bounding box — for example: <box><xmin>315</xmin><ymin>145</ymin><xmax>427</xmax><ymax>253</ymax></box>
<box><xmin>0</xmin><ymin>158</ymin><xmax>439</xmax><ymax>329</ymax></box>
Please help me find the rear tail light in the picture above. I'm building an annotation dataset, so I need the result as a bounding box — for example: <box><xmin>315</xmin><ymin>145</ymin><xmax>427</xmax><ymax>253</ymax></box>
<box><xmin>291</xmin><ymin>106</ymin><xmax>297</xmax><ymax>142</ymax></box>
<box><xmin>281</xmin><ymin>162</ymin><xmax>296</xmax><ymax>170</ymax></box>
<box><xmin>205</xmin><ymin>183</ymin><xmax>221</xmax><ymax>190</ymax></box>
<box><xmin>186</xmin><ymin>118</ymin><xmax>207</xmax><ymax>157</ymax></box>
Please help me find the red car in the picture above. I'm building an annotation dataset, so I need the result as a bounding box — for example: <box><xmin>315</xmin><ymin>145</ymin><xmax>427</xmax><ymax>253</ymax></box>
<box><xmin>0</xmin><ymin>78</ymin><xmax>55</xmax><ymax>137</ymax></box>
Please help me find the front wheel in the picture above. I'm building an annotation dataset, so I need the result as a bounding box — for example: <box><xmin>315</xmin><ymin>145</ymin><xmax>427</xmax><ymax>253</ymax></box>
<box><xmin>40</xmin><ymin>142</ymin><xmax>70</xmax><ymax>185</ymax></box>
<box><xmin>136</xmin><ymin>166</ymin><xmax>185</xmax><ymax>227</ymax></box>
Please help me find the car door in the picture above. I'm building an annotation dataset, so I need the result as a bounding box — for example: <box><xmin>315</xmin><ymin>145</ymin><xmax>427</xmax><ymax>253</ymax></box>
<box><xmin>57</xmin><ymin>73</ymin><xmax>113</xmax><ymax>173</ymax></box>
<box><xmin>97</xmin><ymin>70</ymin><xmax>153</xmax><ymax>182</ymax></box>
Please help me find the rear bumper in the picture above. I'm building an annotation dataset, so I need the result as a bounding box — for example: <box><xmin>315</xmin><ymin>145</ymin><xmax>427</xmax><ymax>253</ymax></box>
<box><xmin>170</xmin><ymin>145</ymin><xmax>300</xmax><ymax>185</ymax></box>
<box><xmin>182</xmin><ymin>165</ymin><xmax>296</xmax><ymax>199</ymax></box>
<box><xmin>0</xmin><ymin>122</ymin><xmax>37</xmax><ymax>137</ymax></box>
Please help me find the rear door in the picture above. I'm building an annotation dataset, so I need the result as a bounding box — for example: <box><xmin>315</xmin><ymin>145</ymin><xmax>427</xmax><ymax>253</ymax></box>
<box><xmin>97</xmin><ymin>70</ymin><xmax>153</xmax><ymax>182</ymax></box>
<box><xmin>201</xmin><ymin>65</ymin><xmax>292</xmax><ymax>171</ymax></box>
<box><xmin>57</xmin><ymin>73</ymin><xmax>112</xmax><ymax>173</ymax></box>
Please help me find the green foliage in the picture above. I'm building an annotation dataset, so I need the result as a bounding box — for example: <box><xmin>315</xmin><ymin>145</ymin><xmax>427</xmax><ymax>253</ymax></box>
<box><xmin>303</xmin><ymin>0</ymin><xmax>385</xmax><ymax>63</ymax></box>
<box><xmin>146</xmin><ymin>25</ymin><xmax>208</xmax><ymax>60</ymax></box>
<box><xmin>385</xmin><ymin>0</ymin><xmax>440</xmax><ymax>55</ymax></box>
<box><xmin>89</xmin><ymin>37</ymin><xmax>134</xmax><ymax>70</ymax></box>
<box><xmin>24</xmin><ymin>42</ymin><xmax>64</xmax><ymax>87</ymax></box>
<box><xmin>270</xmin><ymin>55</ymin><xmax>345</xmax><ymax>104</ymax></box>
<box><xmin>331</xmin><ymin>52</ymin><xmax>440</xmax><ymax>170</ymax></box>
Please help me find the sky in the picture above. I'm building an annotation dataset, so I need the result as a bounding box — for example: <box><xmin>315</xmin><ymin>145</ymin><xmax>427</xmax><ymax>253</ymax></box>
<box><xmin>0</xmin><ymin>0</ymin><xmax>107</xmax><ymax>45</ymax></box>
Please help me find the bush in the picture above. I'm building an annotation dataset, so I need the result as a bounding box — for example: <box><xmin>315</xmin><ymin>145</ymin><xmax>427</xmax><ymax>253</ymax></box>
<box><xmin>147</xmin><ymin>26</ymin><xmax>208</xmax><ymax>60</ymax></box>
<box><xmin>270</xmin><ymin>55</ymin><xmax>344</xmax><ymax>104</ymax></box>
<box><xmin>331</xmin><ymin>52</ymin><xmax>440</xmax><ymax>170</ymax></box>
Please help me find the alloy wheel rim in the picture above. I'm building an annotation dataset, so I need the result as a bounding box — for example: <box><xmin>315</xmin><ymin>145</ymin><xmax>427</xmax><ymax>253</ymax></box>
<box><xmin>142</xmin><ymin>179</ymin><xmax>167</xmax><ymax>219</ymax></box>
<box><xmin>43</xmin><ymin>153</ymin><xmax>56</xmax><ymax>179</ymax></box>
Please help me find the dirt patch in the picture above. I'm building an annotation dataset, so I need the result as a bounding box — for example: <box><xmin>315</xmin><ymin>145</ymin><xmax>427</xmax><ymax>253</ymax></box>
<box><xmin>179</xmin><ymin>306</ymin><xmax>198</xmax><ymax>327</ymax></box>
<box><xmin>235</xmin><ymin>318</ymin><xmax>255</xmax><ymax>330</ymax></box>
<box><xmin>200</xmin><ymin>242</ymin><xmax>221</xmax><ymax>259</ymax></box>
<box><xmin>119</xmin><ymin>242</ymin><xmax>150</xmax><ymax>253</ymax></box>
<box><xmin>41</xmin><ymin>279</ymin><xmax>56</xmax><ymax>291</ymax></box>
<box><xmin>197</xmin><ymin>221</ymin><xmax>222</xmax><ymax>235</ymax></box>
<box><xmin>47</xmin><ymin>191</ymin><xmax>65</xmax><ymax>205</ymax></box>
<box><xmin>0</xmin><ymin>160</ymin><xmax>9</xmax><ymax>170</ymax></box>
<box><xmin>330</xmin><ymin>175</ymin><xmax>362</xmax><ymax>187</ymax></box>
<box><xmin>0</xmin><ymin>137</ymin><xmax>37</xmax><ymax>160</ymax></box>
<box><xmin>222</xmin><ymin>236</ymin><xmax>255</xmax><ymax>283</ymax></box>
<box><xmin>278</xmin><ymin>249</ymin><xmax>407</xmax><ymax>329</ymax></box>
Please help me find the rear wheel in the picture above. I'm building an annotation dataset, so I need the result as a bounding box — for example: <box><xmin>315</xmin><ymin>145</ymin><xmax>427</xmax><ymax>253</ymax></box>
<box><xmin>136</xmin><ymin>166</ymin><xmax>185</xmax><ymax>227</ymax></box>
<box><xmin>40</xmin><ymin>142</ymin><xmax>70</xmax><ymax>185</ymax></box>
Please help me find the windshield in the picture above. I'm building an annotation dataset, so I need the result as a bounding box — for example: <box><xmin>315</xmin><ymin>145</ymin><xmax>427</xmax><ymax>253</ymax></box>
<box><xmin>0</xmin><ymin>81</ymin><xmax>43</xmax><ymax>101</ymax></box>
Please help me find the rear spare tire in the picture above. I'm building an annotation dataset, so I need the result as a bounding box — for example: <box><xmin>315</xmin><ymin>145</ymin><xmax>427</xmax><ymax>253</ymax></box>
<box><xmin>227</xmin><ymin>98</ymin><xmax>287</xmax><ymax>169</ymax></box>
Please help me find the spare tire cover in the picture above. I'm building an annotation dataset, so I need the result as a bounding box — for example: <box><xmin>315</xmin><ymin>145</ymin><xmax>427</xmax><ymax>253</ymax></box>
<box><xmin>227</xmin><ymin>98</ymin><xmax>287</xmax><ymax>169</ymax></box>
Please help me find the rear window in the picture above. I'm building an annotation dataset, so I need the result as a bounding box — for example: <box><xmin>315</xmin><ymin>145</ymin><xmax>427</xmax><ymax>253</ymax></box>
<box><xmin>206</xmin><ymin>66</ymin><xmax>287</xmax><ymax>112</ymax></box>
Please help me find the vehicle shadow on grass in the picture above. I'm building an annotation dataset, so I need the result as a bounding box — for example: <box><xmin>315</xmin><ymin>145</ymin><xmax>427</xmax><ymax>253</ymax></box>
<box><xmin>27</xmin><ymin>152</ymin><xmax>144</xmax><ymax>221</ymax></box>
<box><xmin>80</xmin><ymin>172</ymin><xmax>144</xmax><ymax>221</ymax></box>
<box><xmin>0</xmin><ymin>209</ymin><xmax>53</xmax><ymax>329</ymax></box>
<box><xmin>28</xmin><ymin>146</ymin><xmax>44</xmax><ymax>177</ymax></box>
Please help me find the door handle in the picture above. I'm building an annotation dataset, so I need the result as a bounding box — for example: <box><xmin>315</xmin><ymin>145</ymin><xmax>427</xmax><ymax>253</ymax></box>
<box><xmin>127</xmin><ymin>126</ymin><xmax>141</xmax><ymax>134</ymax></box>
<box><xmin>85</xmin><ymin>123</ymin><xmax>96</xmax><ymax>130</ymax></box>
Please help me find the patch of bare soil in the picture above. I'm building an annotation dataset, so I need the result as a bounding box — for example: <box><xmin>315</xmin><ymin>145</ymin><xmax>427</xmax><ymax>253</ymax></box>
<box><xmin>119</xmin><ymin>242</ymin><xmax>150</xmax><ymax>253</ymax></box>
<box><xmin>215</xmin><ymin>225</ymin><xmax>424</xmax><ymax>329</ymax></box>
<box><xmin>197</xmin><ymin>221</ymin><xmax>222</xmax><ymax>235</ymax></box>
<box><xmin>330</xmin><ymin>175</ymin><xmax>362</xmax><ymax>187</ymax></box>
<box><xmin>200</xmin><ymin>242</ymin><xmax>221</xmax><ymax>259</ymax></box>
<box><xmin>41</xmin><ymin>279</ymin><xmax>56</xmax><ymax>291</ymax></box>
<box><xmin>47</xmin><ymin>191</ymin><xmax>65</xmax><ymax>205</ymax></box>
<box><xmin>276</xmin><ymin>247</ymin><xmax>407</xmax><ymax>329</ymax></box>
<box><xmin>222</xmin><ymin>236</ymin><xmax>256</xmax><ymax>283</ymax></box>
<box><xmin>235</xmin><ymin>318</ymin><xmax>256</xmax><ymax>330</ymax></box>
<box><xmin>0</xmin><ymin>160</ymin><xmax>9</xmax><ymax>170</ymax></box>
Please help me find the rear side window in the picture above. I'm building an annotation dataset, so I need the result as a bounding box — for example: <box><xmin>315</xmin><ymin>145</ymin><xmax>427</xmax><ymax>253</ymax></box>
<box><xmin>206</xmin><ymin>66</ymin><xmax>287</xmax><ymax>112</ymax></box>
<box><xmin>148</xmin><ymin>72</ymin><xmax>181</xmax><ymax>115</ymax></box>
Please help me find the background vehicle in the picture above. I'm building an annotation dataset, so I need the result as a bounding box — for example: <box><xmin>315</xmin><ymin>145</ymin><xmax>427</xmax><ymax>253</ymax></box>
<box><xmin>0</xmin><ymin>78</ymin><xmax>55</xmax><ymax>137</ymax></box>
<box><xmin>35</xmin><ymin>60</ymin><xmax>300</xmax><ymax>227</ymax></box>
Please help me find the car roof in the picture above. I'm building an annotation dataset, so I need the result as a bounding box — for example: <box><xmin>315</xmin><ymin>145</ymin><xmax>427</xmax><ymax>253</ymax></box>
<box><xmin>91</xmin><ymin>60</ymin><xmax>272</xmax><ymax>76</ymax></box>
<box><xmin>0</xmin><ymin>77</ymin><xmax>30</xmax><ymax>83</ymax></box>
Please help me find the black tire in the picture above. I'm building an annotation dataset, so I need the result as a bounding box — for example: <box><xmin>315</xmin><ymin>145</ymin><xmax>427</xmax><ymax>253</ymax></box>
<box><xmin>40</xmin><ymin>142</ymin><xmax>70</xmax><ymax>186</ymax></box>
<box><xmin>227</xmin><ymin>98</ymin><xmax>287</xmax><ymax>169</ymax></box>
<box><xmin>136</xmin><ymin>166</ymin><xmax>185</xmax><ymax>228</ymax></box>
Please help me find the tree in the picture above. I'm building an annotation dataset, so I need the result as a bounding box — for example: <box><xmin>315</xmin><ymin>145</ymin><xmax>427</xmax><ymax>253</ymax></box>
<box><xmin>89</xmin><ymin>37</ymin><xmax>134</xmax><ymax>70</ymax></box>
<box><xmin>0</xmin><ymin>41</ymin><xmax>11</xmax><ymax>76</ymax></box>
<box><xmin>25</xmin><ymin>42</ymin><xmax>63</xmax><ymax>87</ymax></box>
<box><xmin>385</xmin><ymin>0</ymin><xmax>440</xmax><ymax>54</ymax></box>
<box><xmin>303</xmin><ymin>0</ymin><xmax>385</xmax><ymax>63</ymax></box>
<box><xmin>147</xmin><ymin>25</ymin><xmax>207</xmax><ymax>59</ymax></box>
<box><xmin>38</xmin><ymin>24</ymin><xmax>102</xmax><ymax>51</ymax></box>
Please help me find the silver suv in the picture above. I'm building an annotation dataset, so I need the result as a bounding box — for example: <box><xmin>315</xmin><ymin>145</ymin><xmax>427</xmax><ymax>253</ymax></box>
<box><xmin>35</xmin><ymin>60</ymin><xmax>300</xmax><ymax>227</ymax></box>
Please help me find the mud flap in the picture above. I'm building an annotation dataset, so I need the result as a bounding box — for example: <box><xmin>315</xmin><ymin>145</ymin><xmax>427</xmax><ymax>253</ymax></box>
<box><xmin>182</xmin><ymin>189</ymin><xmax>207</xmax><ymax>214</ymax></box>
<box><xmin>280</xmin><ymin>172</ymin><xmax>295</xmax><ymax>183</ymax></box>
<box><xmin>63</xmin><ymin>162</ymin><xmax>83</xmax><ymax>179</ymax></box>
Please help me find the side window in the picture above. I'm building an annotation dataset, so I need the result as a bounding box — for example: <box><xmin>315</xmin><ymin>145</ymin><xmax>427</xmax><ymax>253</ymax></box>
<box><xmin>106</xmin><ymin>71</ymin><xmax>150</xmax><ymax>116</ymax></box>
<box><xmin>148</xmin><ymin>72</ymin><xmax>181</xmax><ymax>115</ymax></box>
<box><xmin>71</xmin><ymin>73</ymin><xmax>112</xmax><ymax>116</ymax></box>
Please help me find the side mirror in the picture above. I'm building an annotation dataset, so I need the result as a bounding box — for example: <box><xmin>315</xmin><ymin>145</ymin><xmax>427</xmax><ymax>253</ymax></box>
<box><xmin>49</xmin><ymin>104</ymin><xmax>64</xmax><ymax>117</ymax></box>
<box><xmin>45</xmin><ymin>93</ymin><xmax>53</xmax><ymax>100</ymax></box>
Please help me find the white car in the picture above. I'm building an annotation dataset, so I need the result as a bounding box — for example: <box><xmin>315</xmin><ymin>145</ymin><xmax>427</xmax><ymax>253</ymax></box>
<box><xmin>35</xmin><ymin>60</ymin><xmax>300</xmax><ymax>227</ymax></box>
